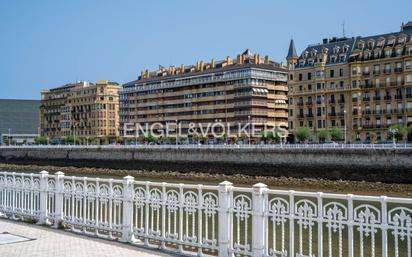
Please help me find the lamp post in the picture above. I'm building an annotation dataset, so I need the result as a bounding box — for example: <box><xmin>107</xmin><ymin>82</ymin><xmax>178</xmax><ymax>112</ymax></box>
<box><xmin>8</xmin><ymin>128</ymin><xmax>11</xmax><ymax>146</ymax></box>
<box><xmin>248</xmin><ymin>115</ymin><xmax>251</xmax><ymax>145</ymax></box>
<box><xmin>344</xmin><ymin>109</ymin><xmax>347</xmax><ymax>144</ymax></box>
<box><xmin>175</xmin><ymin>119</ymin><xmax>178</xmax><ymax>147</ymax></box>
<box><xmin>389</xmin><ymin>127</ymin><xmax>398</xmax><ymax>148</ymax></box>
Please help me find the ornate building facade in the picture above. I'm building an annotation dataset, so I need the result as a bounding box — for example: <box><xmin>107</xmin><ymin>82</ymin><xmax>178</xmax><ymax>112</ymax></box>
<box><xmin>288</xmin><ymin>21</ymin><xmax>412</xmax><ymax>142</ymax></box>
<box><xmin>40</xmin><ymin>80</ymin><xmax>121</xmax><ymax>144</ymax></box>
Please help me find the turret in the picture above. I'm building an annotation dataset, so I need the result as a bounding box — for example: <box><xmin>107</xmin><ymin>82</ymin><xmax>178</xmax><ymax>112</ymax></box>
<box><xmin>286</xmin><ymin>39</ymin><xmax>298</xmax><ymax>70</ymax></box>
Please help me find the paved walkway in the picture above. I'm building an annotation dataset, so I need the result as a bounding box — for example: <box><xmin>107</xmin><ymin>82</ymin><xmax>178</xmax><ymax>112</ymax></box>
<box><xmin>0</xmin><ymin>219</ymin><xmax>170</xmax><ymax>257</ymax></box>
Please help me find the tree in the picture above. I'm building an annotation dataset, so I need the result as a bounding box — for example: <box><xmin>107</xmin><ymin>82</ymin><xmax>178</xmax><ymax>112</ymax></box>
<box><xmin>388</xmin><ymin>124</ymin><xmax>406</xmax><ymax>141</ymax></box>
<box><xmin>318</xmin><ymin>130</ymin><xmax>330</xmax><ymax>143</ymax></box>
<box><xmin>329</xmin><ymin>128</ymin><xmax>344</xmax><ymax>141</ymax></box>
<box><xmin>144</xmin><ymin>133</ymin><xmax>155</xmax><ymax>143</ymax></box>
<box><xmin>295</xmin><ymin>127</ymin><xmax>312</xmax><ymax>143</ymax></box>
<box><xmin>34</xmin><ymin>136</ymin><xmax>48</xmax><ymax>145</ymax></box>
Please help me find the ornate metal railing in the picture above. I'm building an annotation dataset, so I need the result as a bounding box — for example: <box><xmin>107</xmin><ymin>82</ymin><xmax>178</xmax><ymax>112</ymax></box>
<box><xmin>0</xmin><ymin>171</ymin><xmax>411</xmax><ymax>257</ymax></box>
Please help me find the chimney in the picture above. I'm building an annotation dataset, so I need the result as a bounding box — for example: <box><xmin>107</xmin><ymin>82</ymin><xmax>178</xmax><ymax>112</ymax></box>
<box><xmin>145</xmin><ymin>69</ymin><xmax>149</xmax><ymax>78</ymax></box>
<box><xmin>211</xmin><ymin>59</ymin><xmax>215</xmax><ymax>68</ymax></box>
<box><xmin>264</xmin><ymin>55</ymin><xmax>269</xmax><ymax>64</ymax></box>
<box><xmin>169</xmin><ymin>66</ymin><xmax>175</xmax><ymax>75</ymax></box>
<box><xmin>200</xmin><ymin>60</ymin><xmax>204</xmax><ymax>71</ymax></box>
<box><xmin>237</xmin><ymin>54</ymin><xmax>241</xmax><ymax>64</ymax></box>
<box><xmin>226</xmin><ymin>56</ymin><xmax>233</xmax><ymax>65</ymax></box>
<box><xmin>180</xmin><ymin>64</ymin><xmax>184</xmax><ymax>73</ymax></box>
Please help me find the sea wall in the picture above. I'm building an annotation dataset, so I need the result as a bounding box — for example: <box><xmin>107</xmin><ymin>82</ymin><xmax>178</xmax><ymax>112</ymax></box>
<box><xmin>0</xmin><ymin>147</ymin><xmax>411</xmax><ymax>183</ymax></box>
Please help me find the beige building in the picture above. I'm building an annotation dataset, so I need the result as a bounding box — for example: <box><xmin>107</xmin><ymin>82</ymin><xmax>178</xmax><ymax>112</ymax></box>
<box><xmin>40</xmin><ymin>80</ymin><xmax>121</xmax><ymax>144</ymax></box>
<box><xmin>287</xmin><ymin>21</ymin><xmax>412</xmax><ymax>143</ymax></box>
<box><xmin>120</xmin><ymin>50</ymin><xmax>288</xmax><ymax>142</ymax></box>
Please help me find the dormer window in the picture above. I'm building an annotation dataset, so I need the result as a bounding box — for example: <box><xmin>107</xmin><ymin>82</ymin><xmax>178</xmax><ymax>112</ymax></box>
<box><xmin>385</xmin><ymin>48</ymin><xmax>392</xmax><ymax>57</ymax></box>
<box><xmin>339</xmin><ymin>55</ymin><xmax>345</xmax><ymax>62</ymax></box>
<box><xmin>343</xmin><ymin>45</ymin><xmax>349</xmax><ymax>52</ymax></box>
<box><xmin>367</xmin><ymin>40</ymin><xmax>375</xmax><ymax>49</ymax></box>
<box><xmin>358</xmin><ymin>41</ymin><xmax>365</xmax><ymax>49</ymax></box>
<box><xmin>395</xmin><ymin>47</ymin><xmax>403</xmax><ymax>56</ymax></box>
<box><xmin>311</xmin><ymin>49</ymin><xmax>317</xmax><ymax>57</ymax></box>
<box><xmin>322</xmin><ymin>47</ymin><xmax>329</xmax><ymax>54</ymax></box>
<box><xmin>377</xmin><ymin>38</ymin><xmax>385</xmax><ymax>47</ymax></box>
<box><xmin>374</xmin><ymin>49</ymin><xmax>380</xmax><ymax>58</ymax></box>
<box><xmin>330</xmin><ymin>56</ymin><xmax>336</xmax><ymax>63</ymax></box>
<box><xmin>387</xmin><ymin>36</ymin><xmax>396</xmax><ymax>45</ymax></box>
<box><xmin>303</xmin><ymin>51</ymin><xmax>309</xmax><ymax>58</ymax></box>
<box><xmin>308</xmin><ymin>59</ymin><xmax>314</xmax><ymax>66</ymax></box>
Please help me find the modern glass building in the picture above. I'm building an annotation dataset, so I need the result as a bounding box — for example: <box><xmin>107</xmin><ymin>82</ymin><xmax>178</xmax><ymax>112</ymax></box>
<box><xmin>0</xmin><ymin>99</ymin><xmax>40</xmax><ymax>144</ymax></box>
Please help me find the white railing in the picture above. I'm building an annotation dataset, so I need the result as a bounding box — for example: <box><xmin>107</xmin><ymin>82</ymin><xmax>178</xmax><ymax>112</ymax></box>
<box><xmin>1</xmin><ymin>143</ymin><xmax>412</xmax><ymax>150</ymax></box>
<box><xmin>0</xmin><ymin>171</ymin><xmax>411</xmax><ymax>257</ymax></box>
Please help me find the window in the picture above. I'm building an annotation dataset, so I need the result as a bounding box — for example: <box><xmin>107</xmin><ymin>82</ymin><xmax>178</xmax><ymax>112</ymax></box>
<box><xmin>339</xmin><ymin>68</ymin><xmax>344</xmax><ymax>77</ymax></box>
<box><xmin>318</xmin><ymin>120</ymin><xmax>322</xmax><ymax>128</ymax></box>
<box><xmin>406</xmin><ymin>61</ymin><xmax>412</xmax><ymax>70</ymax></box>
<box><xmin>316</xmin><ymin>70</ymin><xmax>322</xmax><ymax>77</ymax></box>
<box><xmin>307</xmin><ymin>72</ymin><xmax>312</xmax><ymax>80</ymax></box>
<box><xmin>407</xmin><ymin>75</ymin><xmax>412</xmax><ymax>83</ymax></box>
<box><xmin>308</xmin><ymin>84</ymin><xmax>312</xmax><ymax>90</ymax></box>
<box><xmin>330</xmin><ymin>70</ymin><xmax>335</xmax><ymax>78</ymax></box>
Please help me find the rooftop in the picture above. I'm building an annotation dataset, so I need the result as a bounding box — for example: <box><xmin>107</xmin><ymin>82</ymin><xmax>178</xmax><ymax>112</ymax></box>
<box><xmin>127</xmin><ymin>49</ymin><xmax>285</xmax><ymax>85</ymax></box>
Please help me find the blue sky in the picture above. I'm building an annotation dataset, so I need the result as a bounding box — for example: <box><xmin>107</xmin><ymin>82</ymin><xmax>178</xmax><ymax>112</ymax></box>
<box><xmin>0</xmin><ymin>0</ymin><xmax>411</xmax><ymax>100</ymax></box>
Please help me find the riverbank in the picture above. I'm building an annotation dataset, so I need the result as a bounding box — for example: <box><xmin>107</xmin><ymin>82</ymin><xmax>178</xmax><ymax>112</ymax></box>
<box><xmin>1</xmin><ymin>163</ymin><xmax>411</xmax><ymax>197</ymax></box>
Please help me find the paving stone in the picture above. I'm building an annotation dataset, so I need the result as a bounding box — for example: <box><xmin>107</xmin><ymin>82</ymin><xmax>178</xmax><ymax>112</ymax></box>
<box><xmin>0</xmin><ymin>219</ymin><xmax>169</xmax><ymax>257</ymax></box>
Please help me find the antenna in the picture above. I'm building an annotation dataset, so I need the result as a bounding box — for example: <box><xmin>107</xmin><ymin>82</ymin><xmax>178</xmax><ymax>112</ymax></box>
<box><xmin>342</xmin><ymin>21</ymin><xmax>346</xmax><ymax>37</ymax></box>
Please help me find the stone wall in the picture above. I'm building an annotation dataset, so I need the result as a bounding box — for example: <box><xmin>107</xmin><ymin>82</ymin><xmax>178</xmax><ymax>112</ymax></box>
<box><xmin>0</xmin><ymin>147</ymin><xmax>411</xmax><ymax>183</ymax></box>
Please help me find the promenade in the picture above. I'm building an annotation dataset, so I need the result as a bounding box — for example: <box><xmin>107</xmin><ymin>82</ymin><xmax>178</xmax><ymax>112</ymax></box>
<box><xmin>0</xmin><ymin>219</ymin><xmax>168</xmax><ymax>257</ymax></box>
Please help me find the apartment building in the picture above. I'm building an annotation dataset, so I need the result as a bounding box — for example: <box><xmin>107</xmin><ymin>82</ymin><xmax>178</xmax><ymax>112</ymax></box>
<box><xmin>40</xmin><ymin>80</ymin><xmax>121</xmax><ymax>144</ymax></box>
<box><xmin>287</xmin><ymin>21</ymin><xmax>412</xmax><ymax>142</ymax></box>
<box><xmin>120</xmin><ymin>49</ymin><xmax>288</xmax><ymax>141</ymax></box>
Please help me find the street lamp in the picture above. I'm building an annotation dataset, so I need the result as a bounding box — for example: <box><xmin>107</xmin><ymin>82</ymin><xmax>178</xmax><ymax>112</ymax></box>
<box><xmin>344</xmin><ymin>110</ymin><xmax>347</xmax><ymax>144</ymax></box>
<box><xmin>248</xmin><ymin>115</ymin><xmax>251</xmax><ymax>145</ymax></box>
<box><xmin>389</xmin><ymin>127</ymin><xmax>398</xmax><ymax>148</ymax></box>
<box><xmin>8</xmin><ymin>128</ymin><xmax>11</xmax><ymax>146</ymax></box>
<box><xmin>175</xmin><ymin>119</ymin><xmax>178</xmax><ymax>147</ymax></box>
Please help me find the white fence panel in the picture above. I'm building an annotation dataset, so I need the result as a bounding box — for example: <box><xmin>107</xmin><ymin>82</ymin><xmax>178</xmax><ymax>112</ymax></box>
<box><xmin>0</xmin><ymin>171</ymin><xmax>411</xmax><ymax>257</ymax></box>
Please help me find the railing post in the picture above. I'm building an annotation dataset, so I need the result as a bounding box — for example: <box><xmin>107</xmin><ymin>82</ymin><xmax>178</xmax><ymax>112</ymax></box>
<box><xmin>120</xmin><ymin>175</ymin><xmax>135</xmax><ymax>242</ymax></box>
<box><xmin>252</xmin><ymin>183</ymin><xmax>267</xmax><ymax>257</ymax></box>
<box><xmin>218</xmin><ymin>181</ymin><xmax>233</xmax><ymax>257</ymax></box>
<box><xmin>37</xmin><ymin>170</ymin><xmax>49</xmax><ymax>225</ymax></box>
<box><xmin>380</xmin><ymin>196</ymin><xmax>388</xmax><ymax>257</ymax></box>
<box><xmin>52</xmin><ymin>171</ymin><xmax>64</xmax><ymax>228</ymax></box>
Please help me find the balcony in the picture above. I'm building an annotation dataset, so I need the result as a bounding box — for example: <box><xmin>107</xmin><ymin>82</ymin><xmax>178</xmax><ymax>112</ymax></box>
<box><xmin>362</xmin><ymin>71</ymin><xmax>370</xmax><ymax>76</ymax></box>
<box><xmin>373</xmin><ymin>70</ymin><xmax>381</xmax><ymax>75</ymax></box>
<box><xmin>362</xmin><ymin>110</ymin><xmax>372</xmax><ymax>115</ymax></box>
<box><xmin>352</xmin><ymin>110</ymin><xmax>360</xmax><ymax>115</ymax></box>
<box><xmin>383</xmin><ymin>69</ymin><xmax>392</xmax><ymax>74</ymax></box>
<box><xmin>328</xmin><ymin>99</ymin><xmax>336</xmax><ymax>104</ymax></box>
<box><xmin>407</xmin><ymin>94</ymin><xmax>412</xmax><ymax>99</ymax></box>
<box><xmin>394</xmin><ymin>67</ymin><xmax>403</xmax><ymax>73</ymax></box>
<box><xmin>306</xmin><ymin>101</ymin><xmax>313</xmax><ymax>106</ymax></box>
<box><xmin>338</xmin><ymin>99</ymin><xmax>345</xmax><ymax>104</ymax></box>
<box><xmin>407</xmin><ymin>108</ymin><xmax>412</xmax><ymax>113</ymax></box>
<box><xmin>352</xmin><ymin>97</ymin><xmax>358</xmax><ymax>102</ymax></box>
<box><xmin>395</xmin><ymin>95</ymin><xmax>403</xmax><ymax>100</ymax></box>
<box><xmin>328</xmin><ymin>112</ymin><xmax>337</xmax><ymax>117</ymax></box>
<box><xmin>364</xmin><ymin>83</ymin><xmax>374</xmax><ymax>89</ymax></box>
<box><xmin>384</xmin><ymin>96</ymin><xmax>392</xmax><ymax>101</ymax></box>
<box><xmin>373</xmin><ymin>96</ymin><xmax>381</xmax><ymax>101</ymax></box>
<box><xmin>306</xmin><ymin>113</ymin><xmax>314</xmax><ymax>118</ymax></box>
<box><xmin>363</xmin><ymin>97</ymin><xmax>370</xmax><ymax>102</ymax></box>
<box><xmin>298</xmin><ymin>114</ymin><xmax>304</xmax><ymax>118</ymax></box>
<box><xmin>297</xmin><ymin>102</ymin><xmax>304</xmax><ymax>106</ymax></box>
